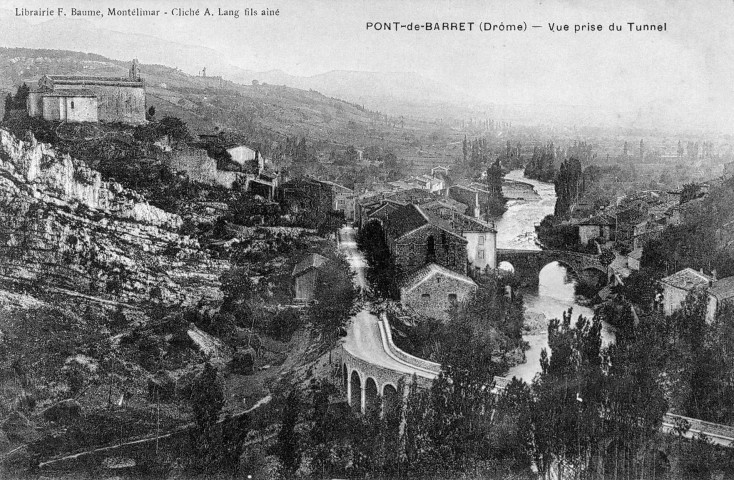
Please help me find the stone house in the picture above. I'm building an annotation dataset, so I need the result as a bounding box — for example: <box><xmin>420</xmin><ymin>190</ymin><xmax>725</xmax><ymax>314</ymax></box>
<box><xmin>578</xmin><ymin>214</ymin><xmax>616</xmax><ymax>245</ymax></box>
<box><xmin>28</xmin><ymin>59</ymin><xmax>146</xmax><ymax>124</ymax></box>
<box><xmin>447</xmin><ymin>184</ymin><xmax>487</xmax><ymax>219</ymax></box>
<box><xmin>658</xmin><ymin>268</ymin><xmax>734</xmax><ymax>321</ymax></box>
<box><xmin>399</xmin><ymin>263</ymin><xmax>477</xmax><ymax>320</ymax></box>
<box><xmin>292</xmin><ymin>253</ymin><xmax>329</xmax><ymax>301</ymax></box>
<box><xmin>616</xmin><ymin>208</ymin><xmax>648</xmax><ymax>245</ymax></box>
<box><xmin>632</xmin><ymin>218</ymin><xmax>666</xmax><ymax>250</ymax></box>
<box><xmin>627</xmin><ymin>248</ymin><xmax>643</xmax><ymax>271</ymax></box>
<box><xmin>422</xmin><ymin>204</ymin><xmax>497</xmax><ymax>273</ymax></box>
<box><xmin>279</xmin><ymin>178</ymin><xmax>334</xmax><ymax>219</ymax></box>
<box><xmin>376</xmin><ymin>203</ymin><xmax>468</xmax><ymax>276</ymax></box>
<box><xmin>708</xmin><ymin>276</ymin><xmax>734</xmax><ymax>322</ymax></box>
<box><xmin>318</xmin><ymin>180</ymin><xmax>356</xmax><ymax>222</ymax></box>
<box><xmin>659</xmin><ymin>268</ymin><xmax>712</xmax><ymax>317</ymax></box>
<box><xmin>357</xmin><ymin>187</ymin><xmax>463</xmax><ymax>226</ymax></box>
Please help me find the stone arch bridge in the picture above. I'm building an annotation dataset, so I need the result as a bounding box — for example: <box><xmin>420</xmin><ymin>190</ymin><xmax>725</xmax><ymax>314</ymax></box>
<box><xmin>496</xmin><ymin>248</ymin><xmax>609</xmax><ymax>287</ymax></box>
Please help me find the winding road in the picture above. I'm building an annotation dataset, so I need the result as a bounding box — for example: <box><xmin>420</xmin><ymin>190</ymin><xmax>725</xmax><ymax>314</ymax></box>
<box><xmin>338</xmin><ymin>226</ymin><xmax>439</xmax><ymax>382</ymax></box>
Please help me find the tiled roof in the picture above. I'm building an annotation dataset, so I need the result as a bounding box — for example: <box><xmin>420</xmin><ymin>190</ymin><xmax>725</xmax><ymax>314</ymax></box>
<box><xmin>579</xmin><ymin>214</ymin><xmax>616</xmax><ymax>226</ymax></box>
<box><xmin>660</xmin><ymin>268</ymin><xmax>712</xmax><ymax>291</ymax></box>
<box><xmin>422</xmin><ymin>206</ymin><xmax>495</xmax><ymax>234</ymax></box>
<box><xmin>317</xmin><ymin>179</ymin><xmax>353</xmax><ymax>193</ymax></box>
<box><xmin>617</xmin><ymin>208</ymin><xmax>648</xmax><ymax>225</ymax></box>
<box><xmin>42</xmin><ymin>89</ymin><xmax>97</xmax><ymax>97</ymax></box>
<box><xmin>384</xmin><ymin>204</ymin><xmax>429</xmax><ymax>239</ymax></box>
<box><xmin>47</xmin><ymin>75</ymin><xmax>143</xmax><ymax>87</ymax></box>
<box><xmin>400</xmin><ymin>263</ymin><xmax>477</xmax><ymax>292</ymax></box>
<box><xmin>711</xmin><ymin>276</ymin><xmax>734</xmax><ymax>300</ymax></box>
<box><xmin>422</xmin><ymin>198</ymin><xmax>469</xmax><ymax>214</ymax></box>
<box><xmin>292</xmin><ymin>253</ymin><xmax>329</xmax><ymax>277</ymax></box>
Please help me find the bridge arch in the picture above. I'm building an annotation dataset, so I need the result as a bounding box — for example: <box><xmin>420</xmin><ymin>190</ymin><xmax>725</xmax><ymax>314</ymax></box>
<box><xmin>364</xmin><ymin>377</ymin><xmax>379</xmax><ymax>416</ymax></box>
<box><xmin>342</xmin><ymin>364</ymin><xmax>348</xmax><ymax>393</ymax></box>
<box><xmin>349</xmin><ymin>370</ymin><xmax>362</xmax><ymax>411</ymax></box>
<box><xmin>382</xmin><ymin>383</ymin><xmax>400</xmax><ymax>417</ymax></box>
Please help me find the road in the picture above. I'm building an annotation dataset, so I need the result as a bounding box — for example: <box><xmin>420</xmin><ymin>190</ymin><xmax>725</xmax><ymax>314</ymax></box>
<box><xmin>338</xmin><ymin>226</ymin><xmax>437</xmax><ymax>380</ymax></box>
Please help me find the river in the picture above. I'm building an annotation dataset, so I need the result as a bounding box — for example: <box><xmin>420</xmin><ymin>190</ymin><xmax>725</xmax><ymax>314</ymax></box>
<box><xmin>498</xmin><ymin>170</ymin><xmax>615</xmax><ymax>382</ymax></box>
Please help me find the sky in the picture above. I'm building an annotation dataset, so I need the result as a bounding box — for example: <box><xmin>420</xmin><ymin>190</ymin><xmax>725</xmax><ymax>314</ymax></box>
<box><xmin>2</xmin><ymin>0</ymin><xmax>734</xmax><ymax>131</ymax></box>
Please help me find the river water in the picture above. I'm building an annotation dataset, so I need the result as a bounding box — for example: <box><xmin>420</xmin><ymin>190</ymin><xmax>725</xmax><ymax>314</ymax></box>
<box><xmin>498</xmin><ymin>170</ymin><xmax>614</xmax><ymax>382</ymax></box>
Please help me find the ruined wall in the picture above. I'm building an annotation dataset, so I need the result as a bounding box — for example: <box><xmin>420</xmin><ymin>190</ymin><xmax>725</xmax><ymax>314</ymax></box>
<box><xmin>164</xmin><ymin>148</ymin><xmax>242</xmax><ymax>189</ymax></box>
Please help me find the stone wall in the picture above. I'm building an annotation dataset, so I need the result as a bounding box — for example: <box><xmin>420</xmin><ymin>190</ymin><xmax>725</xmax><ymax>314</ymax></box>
<box><xmin>391</xmin><ymin>224</ymin><xmax>467</xmax><ymax>275</ymax></box>
<box><xmin>164</xmin><ymin>148</ymin><xmax>243</xmax><ymax>189</ymax></box>
<box><xmin>400</xmin><ymin>271</ymin><xmax>476</xmax><ymax>320</ymax></box>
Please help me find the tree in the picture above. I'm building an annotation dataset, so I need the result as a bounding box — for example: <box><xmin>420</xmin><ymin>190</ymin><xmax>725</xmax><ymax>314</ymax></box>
<box><xmin>277</xmin><ymin>388</ymin><xmax>301</xmax><ymax>474</ymax></box>
<box><xmin>308</xmin><ymin>253</ymin><xmax>356</xmax><ymax>342</ymax></box>
<box><xmin>146</xmin><ymin>105</ymin><xmax>156</xmax><ymax>121</ymax></box>
<box><xmin>157</xmin><ymin>116</ymin><xmax>192</xmax><ymax>143</ymax></box>
<box><xmin>189</xmin><ymin>362</ymin><xmax>225</xmax><ymax>472</ymax></box>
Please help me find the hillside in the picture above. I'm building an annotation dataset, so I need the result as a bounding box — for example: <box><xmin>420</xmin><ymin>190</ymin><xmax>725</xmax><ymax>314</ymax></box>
<box><xmin>0</xmin><ymin>47</ymin><xmax>466</xmax><ymax>172</ymax></box>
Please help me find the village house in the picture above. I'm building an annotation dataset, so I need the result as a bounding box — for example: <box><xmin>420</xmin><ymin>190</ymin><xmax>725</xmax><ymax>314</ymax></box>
<box><xmin>421</xmin><ymin>204</ymin><xmax>497</xmax><ymax>272</ymax></box>
<box><xmin>317</xmin><ymin>180</ymin><xmax>356</xmax><ymax>222</ymax></box>
<box><xmin>707</xmin><ymin>276</ymin><xmax>734</xmax><ymax>322</ymax></box>
<box><xmin>279</xmin><ymin>178</ymin><xmax>335</xmax><ymax>220</ymax></box>
<box><xmin>659</xmin><ymin>268</ymin><xmax>734</xmax><ymax>322</ymax></box>
<box><xmin>410</xmin><ymin>174</ymin><xmax>445</xmax><ymax>193</ymax></box>
<box><xmin>627</xmin><ymin>248</ymin><xmax>643</xmax><ymax>271</ymax></box>
<box><xmin>292</xmin><ymin>253</ymin><xmax>329</xmax><ymax>301</ymax></box>
<box><xmin>659</xmin><ymin>268</ymin><xmax>712</xmax><ymax>317</ymax></box>
<box><xmin>399</xmin><ymin>263</ymin><xmax>477</xmax><ymax>321</ymax></box>
<box><xmin>27</xmin><ymin>59</ymin><xmax>146</xmax><ymax>124</ymax></box>
<box><xmin>374</xmin><ymin>203</ymin><xmax>468</xmax><ymax>276</ymax></box>
<box><xmin>615</xmin><ymin>208</ymin><xmax>649</xmax><ymax>245</ymax></box>
<box><xmin>356</xmin><ymin>187</ymin><xmax>465</xmax><ymax>226</ymax></box>
<box><xmin>632</xmin><ymin>218</ymin><xmax>666</xmax><ymax>250</ymax></box>
<box><xmin>578</xmin><ymin>214</ymin><xmax>616</xmax><ymax>245</ymax></box>
<box><xmin>447</xmin><ymin>184</ymin><xmax>486</xmax><ymax>218</ymax></box>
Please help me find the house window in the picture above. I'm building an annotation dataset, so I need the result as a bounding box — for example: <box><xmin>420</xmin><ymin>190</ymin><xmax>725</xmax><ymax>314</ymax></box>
<box><xmin>448</xmin><ymin>293</ymin><xmax>457</xmax><ymax>302</ymax></box>
<box><xmin>478</xmin><ymin>250</ymin><xmax>485</xmax><ymax>259</ymax></box>
<box><xmin>70</xmin><ymin>100</ymin><xmax>75</xmax><ymax>109</ymax></box>
<box><xmin>478</xmin><ymin>235</ymin><xmax>485</xmax><ymax>245</ymax></box>
<box><xmin>421</xmin><ymin>293</ymin><xmax>430</xmax><ymax>299</ymax></box>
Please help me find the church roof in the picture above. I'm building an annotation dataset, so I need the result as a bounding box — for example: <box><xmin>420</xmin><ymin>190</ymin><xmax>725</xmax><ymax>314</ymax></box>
<box><xmin>400</xmin><ymin>263</ymin><xmax>477</xmax><ymax>292</ymax></box>
<box><xmin>292</xmin><ymin>253</ymin><xmax>329</xmax><ymax>277</ymax></box>
<box><xmin>45</xmin><ymin>75</ymin><xmax>144</xmax><ymax>88</ymax></box>
<box><xmin>42</xmin><ymin>89</ymin><xmax>97</xmax><ymax>98</ymax></box>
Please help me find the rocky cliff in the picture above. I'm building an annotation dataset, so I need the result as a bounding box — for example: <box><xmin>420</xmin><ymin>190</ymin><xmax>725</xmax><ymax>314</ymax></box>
<box><xmin>0</xmin><ymin>128</ymin><xmax>227</xmax><ymax>307</ymax></box>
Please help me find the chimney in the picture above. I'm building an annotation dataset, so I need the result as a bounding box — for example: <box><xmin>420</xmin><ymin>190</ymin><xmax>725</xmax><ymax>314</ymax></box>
<box><xmin>474</xmin><ymin>191</ymin><xmax>480</xmax><ymax>219</ymax></box>
<box><xmin>712</xmin><ymin>269</ymin><xmax>718</xmax><ymax>282</ymax></box>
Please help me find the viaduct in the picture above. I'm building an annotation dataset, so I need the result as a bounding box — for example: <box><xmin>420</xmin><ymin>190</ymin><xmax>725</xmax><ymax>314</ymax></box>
<box><xmin>341</xmin><ymin>312</ymin><xmax>734</xmax><ymax>448</ymax></box>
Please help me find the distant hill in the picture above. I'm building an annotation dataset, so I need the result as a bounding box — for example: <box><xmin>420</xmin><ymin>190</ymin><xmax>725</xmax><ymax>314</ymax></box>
<box><xmin>0</xmin><ymin>14</ymin><xmax>485</xmax><ymax>120</ymax></box>
<box><xmin>0</xmin><ymin>47</ymin><xmax>464</xmax><ymax>168</ymax></box>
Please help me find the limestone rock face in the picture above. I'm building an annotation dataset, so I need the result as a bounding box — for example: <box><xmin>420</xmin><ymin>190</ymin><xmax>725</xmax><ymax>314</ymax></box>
<box><xmin>0</xmin><ymin>129</ymin><xmax>227</xmax><ymax>307</ymax></box>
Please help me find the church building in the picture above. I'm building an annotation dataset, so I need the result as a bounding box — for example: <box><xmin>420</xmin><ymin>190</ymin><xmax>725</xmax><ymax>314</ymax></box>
<box><xmin>27</xmin><ymin>59</ymin><xmax>146</xmax><ymax>124</ymax></box>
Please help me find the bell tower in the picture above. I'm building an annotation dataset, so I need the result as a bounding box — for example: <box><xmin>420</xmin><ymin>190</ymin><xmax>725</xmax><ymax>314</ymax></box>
<box><xmin>129</xmin><ymin>58</ymin><xmax>140</xmax><ymax>81</ymax></box>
